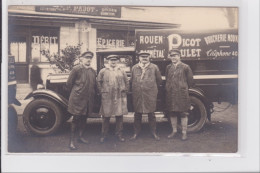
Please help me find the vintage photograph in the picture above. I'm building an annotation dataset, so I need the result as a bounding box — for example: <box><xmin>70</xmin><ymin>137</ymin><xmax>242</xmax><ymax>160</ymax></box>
<box><xmin>7</xmin><ymin>5</ymin><xmax>238</xmax><ymax>153</ymax></box>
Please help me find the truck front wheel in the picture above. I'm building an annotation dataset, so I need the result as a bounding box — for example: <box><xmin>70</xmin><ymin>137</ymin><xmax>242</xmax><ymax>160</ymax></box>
<box><xmin>23</xmin><ymin>98</ymin><xmax>62</xmax><ymax>136</ymax></box>
<box><xmin>187</xmin><ymin>96</ymin><xmax>207</xmax><ymax>132</ymax></box>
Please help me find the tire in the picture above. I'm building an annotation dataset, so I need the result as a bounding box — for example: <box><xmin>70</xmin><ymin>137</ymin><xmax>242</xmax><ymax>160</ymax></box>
<box><xmin>23</xmin><ymin>98</ymin><xmax>62</xmax><ymax>136</ymax></box>
<box><xmin>187</xmin><ymin>96</ymin><xmax>207</xmax><ymax>132</ymax></box>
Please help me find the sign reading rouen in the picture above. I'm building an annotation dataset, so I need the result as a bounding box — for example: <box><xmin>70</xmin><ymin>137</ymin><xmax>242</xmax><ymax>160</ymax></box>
<box><xmin>36</xmin><ymin>6</ymin><xmax>121</xmax><ymax>18</ymax></box>
<box><xmin>135</xmin><ymin>29</ymin><xmax>238</xmax><ymax>60</ymax></box>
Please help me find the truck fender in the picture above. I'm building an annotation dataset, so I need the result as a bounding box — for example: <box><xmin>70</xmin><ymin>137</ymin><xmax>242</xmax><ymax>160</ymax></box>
<box><xmin>189</xmin><ymin>87</ymin><xmax>213</xmax><ymax>121</ymax></box>
<box><xmin>24</xmin><ymin>89</ymin><xmax>68</xmax><ymax>108</ymax></box>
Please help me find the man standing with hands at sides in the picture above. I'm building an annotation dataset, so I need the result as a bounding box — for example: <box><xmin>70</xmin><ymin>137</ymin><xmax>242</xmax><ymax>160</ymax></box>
<box><xmin>97</xmin><ymin>55</ymin><xmax>129</xmax><ymax>143</ymax></box>
<box><xmin>67</xmin><ymin>51</ymin><xmax>96</xmax><ymax>150</ymax></box>
<box><xmin>130</xmin><ymin>51</ymin><xmax>162</xmax><ymax>141</ymax></box>
<box><xmin>165</xmin><ymin>49</ymin><xmax>194</xmax><ymax>141</ymax></box>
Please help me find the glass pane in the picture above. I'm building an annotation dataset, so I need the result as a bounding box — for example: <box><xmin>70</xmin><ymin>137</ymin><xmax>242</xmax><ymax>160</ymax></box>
<box><xmin>31</xmin><ymin>41</ymin><xmax>41</xmax><ymax>62</ymax></box>
<box><xmin>9</xmin><ymin>37</ymin><xmax>27</xmax><ymax>63</ymax></box>
<box><xmin>10</xmin><ymin>42</ymin><xmax>19</xmax><ymax>62</ymax></box>
<box><xmin>40</xmin><ymin>42</ymin><xmax>50</xmax><ymax>62</ymax></box>
<box><xmin>49</xmin><ymin>36</ymin><xmax>59</xmax><ymax>59</ymax></box>
<box><xmin>18</xmin><ymin>42</ymin><xmax>26</xmax><ymax>62</ymax></box>
<box><xmin>31</xmin><ymin>31</ymin><xmax>59</xmax><ymax>62</ymax></box>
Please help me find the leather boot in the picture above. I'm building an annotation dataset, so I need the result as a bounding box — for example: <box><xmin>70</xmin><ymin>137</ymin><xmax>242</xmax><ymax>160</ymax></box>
<box><xmin>167</xmin><ymin>131</ymin><xmax>177</xmax><ymax>139</ymax></box>
<box><xmin>148</xmin><ymin>113</ymin><xmax>160</xmax><ymax>141</ymax></box>
<box><xmin>182</xmin><ymin>133</ymin><xmax>187</xmax><ymax>141</ymax></box>
<box><xmin>152</xmin><ymin>133</ymin><xmax>160</xmax><ymax>141</ymax></box>
<box><xmin>115</xmin><ymin>116</ymin><xmax>125</xmax><ymax>142</ymax></box>
<box><xmin>69</xmin><ymin>122</ymin><xmax>77</xmax><ymax>150</ymax></box>
<box><xmin>168</xmin><ymin>116</ymin><xmax>177</xmax><ymax>139</ymax></box>
<box><xmin>100</xmin><ymin>134</ymin><xmax>106</xmax><ymax>143</ymax></box>
<box><xmin>181</xmin><ymin>114</ymin><xmax>188</xmax><ymax>141</ymax></box>
<box><xmin>117</xmin><ymin>135</ymin><xmax>125</xmax><ymax>142</ymax></box>
<box><xmin>100</xmin><ymin>117</ymin><xmax>110</xmax><ymax>143</ymax></box>
<box><xmin>78</xmin><ymin>130</ymin><xmax>89</xmax><ymax>144</ymax></box>
<box><xmin>130</xmin><ymin>133</ymin><xmax>138</xmax><ymax>140</ymax></box>
<box><xmin>78</xmin><ymin>119</ymin><xmax>89</xmax><ymax>144</ymax></box>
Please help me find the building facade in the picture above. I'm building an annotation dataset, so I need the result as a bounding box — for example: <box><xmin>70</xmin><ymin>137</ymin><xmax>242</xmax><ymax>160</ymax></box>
<box><xmin>8</xmin><ymin>6</ymin><xmax>179</xmax><ymax>84</ymax></box>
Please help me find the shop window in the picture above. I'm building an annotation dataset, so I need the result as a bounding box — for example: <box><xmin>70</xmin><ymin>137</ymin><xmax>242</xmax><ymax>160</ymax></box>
<box><xmin>9</xmin><ymin>37</ymin><xmax>27</xmax><ymax>63</ymax></box>
<box><xmin>31</xmin><ymin>29</ymin><xmax>59</xmax><ymax>62</ymax></box>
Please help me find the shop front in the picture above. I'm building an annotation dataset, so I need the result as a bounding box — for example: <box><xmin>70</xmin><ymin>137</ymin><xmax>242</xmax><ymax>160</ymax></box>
<box><xmin>8</xmin><ymin>5</ymin><xmax>179</xmax><ymax>84</ymax></box>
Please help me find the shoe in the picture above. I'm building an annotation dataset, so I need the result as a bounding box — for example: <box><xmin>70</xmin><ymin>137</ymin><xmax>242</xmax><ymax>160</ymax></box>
<box><xmin>118</xmin><ymin>135</ymin><xmax>125</xmax><ymax>142</ymax></box>
<box><xmin>181</xmin><ymin>133</ymin><xmax>188</xmax><ymax>141</ymax></box>
<box><xmin>130</xmin><ymin>134</ymin><xmax>138</xmax><ymax>140</ymax></box>
<box><xmin>167</xmin><ymin>132</ymin><xmax>177</xmax><ymax>139</ymax></box>
<box><xmin>153</xmin><ymin>133</ymin><xmax>160</xmax><ymax>141</ymax></box>
<box><xmin>100</xmin><ymin>137</ymin><xmax>106</xmax><ymax>143</ymax></box>
<box><xmin>69</xmin><ymin>142</ymin><xmax>77</xmax><ymax>150</ymax></box>
<box><xmin>78</xmin><ymin>137</ymin><xmax>89</xmax><ymax>144</ymax></box>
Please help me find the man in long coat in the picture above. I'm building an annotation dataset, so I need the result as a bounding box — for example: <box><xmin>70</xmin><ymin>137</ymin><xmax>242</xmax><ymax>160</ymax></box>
<box><xmin>97</xmin><ymin>55</ymin><xmax>129</xmax><ymax>143</ymax></box>
<box><xmin>130</xmin><ymin>51</ymin><xmax>162</xmax><ymax>141</ymax></box>
<box><xmin>165</xmin><ymin>49</ymin><xmax>194</xmax><ymax>141</ymax></box>
<box><xmin>67</xmin><ymin>51</ymin><xmax>96</xmax><ymax>150</ymax></box>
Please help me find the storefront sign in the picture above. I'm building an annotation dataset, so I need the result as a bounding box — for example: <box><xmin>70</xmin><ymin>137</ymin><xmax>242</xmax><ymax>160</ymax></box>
<box><xmin>32</xmin><ymin>36</ymin><xmax>58</xmax><ymax>44</ymax></box>
<box><xmin>97</xmin><ymin>30</ymin><xmax>135</xmax><ymax>49</ymax></box>
<box><xmin>135</xmin><ymin>29</ymin><xmax>238</xmax><ymax>60</ymax></box>
<box><xmin>36</xmin><ymin>6</ymin><xmax>121</xmax><ymax>18</ymax></box>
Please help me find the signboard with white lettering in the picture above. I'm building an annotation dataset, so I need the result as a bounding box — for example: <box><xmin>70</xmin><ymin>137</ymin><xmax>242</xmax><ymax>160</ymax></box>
<box><xmin>36</xmin><ymin>6</ymin><xmax>121</xmax><ymax>18</ymax></box>
<box><xmin>97</xmin><ymin>30</ymin><xmax>135</xmax><ymax>49</ymax></box>
<box><xmin>135</xmin><ymin>29</ymin><xmax>238</xmax><ymax>60</ymax></box>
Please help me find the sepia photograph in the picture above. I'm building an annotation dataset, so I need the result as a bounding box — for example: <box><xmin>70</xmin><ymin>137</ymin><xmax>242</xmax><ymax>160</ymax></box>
<box><xmin>6</xmin><ymin>5</ymin><xmax>239</xmax><ymax>154</ymax></box>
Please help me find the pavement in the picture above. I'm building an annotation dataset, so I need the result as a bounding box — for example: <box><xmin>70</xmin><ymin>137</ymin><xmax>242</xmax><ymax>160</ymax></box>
<box><xmin>9</xmin><ymin>84</ymin><xmax>238</xmax><ymax>153</ymax></box>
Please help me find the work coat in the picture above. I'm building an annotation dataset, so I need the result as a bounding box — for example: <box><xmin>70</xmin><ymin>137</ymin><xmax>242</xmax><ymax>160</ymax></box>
<box><xmin>165</xmin><ymin>62</ymin><xmax>194</xmax><ymax>112</ymax></box>
<box><xmin>131</xmin><ymin>63</ymin><xmax>162</xmax><ymax>113</ymax></box>
<box><xmin>97</xmin><ymin>67</ymin><xmax>129</xmax><ymax>117</ymax></box>
<box><xmin>67</xmin><ymin>64</ymin><xmax>96</xmax><ymax>116</ymax></box>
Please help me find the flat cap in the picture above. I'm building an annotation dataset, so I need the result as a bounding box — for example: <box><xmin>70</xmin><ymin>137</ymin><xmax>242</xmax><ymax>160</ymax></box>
<box><xmin>169</xmin><ymin>49</ymin><xmax>181</xmax><ymax>55</ymax></box>
<box><xmin>81</xmin><ymin>51</ymin><xmax>94</xmax><ymax>58</ymax></box>
<box><xmin>106</xmin><ymin>55</ymin><xmax>119</xmax><ymax>60</ymax></box>
<box><xmin>137</xmin><ymin>50</ymin><xmax>150</xmax><ymax>56</ymax></box>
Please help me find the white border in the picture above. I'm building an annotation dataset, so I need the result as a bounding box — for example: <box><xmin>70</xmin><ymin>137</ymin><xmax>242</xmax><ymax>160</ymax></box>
<box><xmin>2</xmin><ymin>0</ymin><xmax>259</xmax><ymax>172</ymax></box>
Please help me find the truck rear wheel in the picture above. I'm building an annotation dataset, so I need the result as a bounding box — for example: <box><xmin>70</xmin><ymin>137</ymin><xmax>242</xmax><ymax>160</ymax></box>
<box><xmin>23</xmin><ymin>98</ymin><xmax>62</xmax><ymax>136</ymax></box>
<box><xmin>187</xmin><ymin>96</ymin><xmax>207</xmax><ymax>132</ymax></box>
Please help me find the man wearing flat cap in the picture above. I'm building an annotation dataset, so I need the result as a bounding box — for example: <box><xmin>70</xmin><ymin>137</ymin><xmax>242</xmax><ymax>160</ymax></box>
<box><xmin>97</xmin><ymin>54</ymin><xmax>129</xmax><ymax>143</ymax></box>
<box><xmin>130</xmin><ymin>51</ymin><xmax>162</xmax><ymax>141</ymax></box>
<box><xmin>67</xmin><ymin>51</ymin><xmax>97</xmax><ymax>150</ymax></box>
<box><xmin>165</xmin><ymin>49</ymin><xmax>194</xmax><ymax>141</ymax></box>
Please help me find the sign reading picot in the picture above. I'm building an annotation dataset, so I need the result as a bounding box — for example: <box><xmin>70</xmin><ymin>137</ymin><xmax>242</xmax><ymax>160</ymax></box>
<box><xmin>135</xmin><ymin>29</ymin><xmax>238</xmax><ymax>60</ymax></box>
<box><xmin>35</xmin><ymin>6</ymin><xmax>121</xmax><ymax>18</ymax></box>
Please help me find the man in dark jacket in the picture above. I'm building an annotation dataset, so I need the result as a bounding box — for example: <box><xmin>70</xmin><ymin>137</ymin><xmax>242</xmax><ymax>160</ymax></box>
<box><xmin>67</xmin><ymin>51</ymin><xmax>96</xmax><ymax>150</ymax></box>
<box><xmin>130</xmin><ymin>51</ymin><xmax>162</xmax><ymax>141</ymax></box>
<box><xmin>30</xmin><ymin>58</ymin><xmax>43</xmax><ymax>91</ymax></box>
<box><xmin>165</xmin><ymin>49</ymin><xmax>194</xmax><ymax>141</ymax></box>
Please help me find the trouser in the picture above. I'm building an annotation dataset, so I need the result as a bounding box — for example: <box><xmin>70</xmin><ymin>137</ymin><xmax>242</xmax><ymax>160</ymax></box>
<box><xmin>133</xmin><ymin>112</ymin><xmax>157</xmax><ymax>135</ymax></box>
<box><xmin>101</xmin><ymin>116</ymin><xmax>123</xmax><ymax>137</ymax></box>
<box><xmin>71</xmin><ymin>115</ymin><xmax>88</xmax><ymax>137</ymax></box>
<box><xmin>168</xmin><ymin>111</ymin><xmax>188</xmax><ymax>134</ymax></box>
